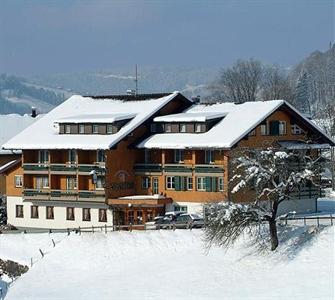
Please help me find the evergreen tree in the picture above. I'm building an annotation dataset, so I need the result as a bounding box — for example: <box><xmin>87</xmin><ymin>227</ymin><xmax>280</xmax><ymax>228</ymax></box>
<box><xmin>294</xmin><ymin>72</ymin><xmax>311</xmax><ymax>116</ymax></box>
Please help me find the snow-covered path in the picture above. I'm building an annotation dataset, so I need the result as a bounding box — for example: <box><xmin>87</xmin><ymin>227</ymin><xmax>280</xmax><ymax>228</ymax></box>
<box><xmin>0</xmin><ymin>226</ymin><xmax>334</xmax><ymax>300</ymax></box>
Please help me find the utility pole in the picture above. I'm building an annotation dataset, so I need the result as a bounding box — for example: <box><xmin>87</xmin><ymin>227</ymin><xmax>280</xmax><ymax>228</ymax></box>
<box><xmin>135</xmin><ymin>64</ymin><xmax>138</xmax><ymax>96</ymax></box>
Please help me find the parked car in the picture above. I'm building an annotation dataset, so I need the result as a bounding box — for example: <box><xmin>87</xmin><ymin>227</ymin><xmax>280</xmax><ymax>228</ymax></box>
<box><xmin>174</xmin><ymin>213</ymin><xmax>205</xmax><ymax>229</ymax></box>
<box><xmin>164</xmin><ymin>211</ymin><xmax>185</xmax><ymax>221</ymax></box>
<box><xmin>145</xmin><ymin>216</ymin><xmax>171</xmax><ymax>230</ymax></box>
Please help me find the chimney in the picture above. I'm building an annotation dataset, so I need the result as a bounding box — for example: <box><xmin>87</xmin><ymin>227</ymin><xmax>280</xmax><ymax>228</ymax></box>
<box><xmin>191</xmin><ymin>95</ymin><xmax>201</xmax><ymax>104</ymax></box>
<box><xmin>31</xmin><ymin>107</ymin><xmax>37</xmax><ymax>118</ymax></box>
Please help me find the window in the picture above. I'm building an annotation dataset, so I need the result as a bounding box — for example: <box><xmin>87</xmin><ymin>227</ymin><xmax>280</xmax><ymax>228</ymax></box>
<box><xmin>16</xmin><ymin>205</ymin><xmax>23</xmax><ymax>218</ymax></box>
<box><xmin>14</xmin><ymin>175</ymin><xmax>23</xmax><ymax>188</ymax></box>
<box><xmin>218</xmin><ymin>177</ymin><xmax>224</xmax><ymax>191</ymax></box>
<box><xmin>38</xmin><ymin>150</ymin><xmax>49</xmax><ymax>163</ymax></box>
<box><xmin>31</xmin><ymin>205</ymin><xmax>39</xmax><ymax>219</ymax></box>
<box><xmin>150</xmin><ymin>123</ymin><xmax>157</xmax><ymax>133</ymax></box>
<box><xmin>65</xmin><ymin>125</ymin><xmax>71</xmax><ymax>134</ymax></box>
<box><xmin>82</xmin><ymin>208</ymin><xmax>91</xmax><ymax>221</ymax></box>
<box><xmin>205</xmin><ymin>150</ymin><xmax>214</xmax><ymax>164</ymax></box>
<box><xmin>36</xmin><ymin>176</ymin><xmax>49</xmax><ymax>189</ymax></box>
<box><xmin>166</xmin><ymin>176</ymin><xmax>175</xmax><ymax>190</ymax></box>
<box><xmin>187</xmin><ymin>177</ymin><xmax>193</xmax><ymax>190</ymax></box>
<box><xmin>179</xmin><ymin>123</ymin><xmax>186</xmax><ymax>133</ymax></box>
<box><xmin>195</xmin><ymin>123</ymin><xmax>202</xmax><ymax>133</ymax></box>
<box><xmin>260</xmin><ymin>124</ymin><xmax>267</xmax><ymax>136</ymax></box>
<box><xmin>291</xmin><ymin>124</ymin><xmax>304</xmax><ymax>135</ymax></box>
<box><xmin>107</xmin><ymin>124</ymin><xmax>114</xmax><ymax>134</ymax></box>
<box><xmin>165</xmin><ymin>123</ymin><xmax>172</xmax><ymax>133</ymax></box>
<box><xmin>141</xmin><ymin>177</ymin><xmax>151</xmax><ymax>189</ymax></box>
<box><xmin>249</xmin><ymin>129</ymin><xmax>256</xmax><ymax>136</ymax></box>
<box><xmin>66</xmin><ymin>177</ymin><xmax>77</xmax><ymax>190</ymax></box>
<box><xmin>79</xmin><ymin>124</ymin><xmax>85</xmax><ymax>134</ymax></box>
<box><xmin>174</xmin><ymin>205</ymin><xmax>187</xmax><ymax>212</ymax></box>
<box><xmin>66</xmin><ymin>207</ymin><xmax>75</xmax><ymax>221</ymax></box>
<box><xmin>96</xmin><ymin>176</ymin><xmax>105</xmax><ymax>189</ymax></box>
<box><xmin>197</xmin><ymin>177</ymin><xmax>206</xmax><ymax>191</ymax></box>
<box><xmin>144</xmin><ymin>149</ymin><xmax>151</xmax><ymax>164</ymax></box>
<box><xmin>97</xmin><ymin>150</ymin><xmax>105</xmax><ymax>163</ymax></box>
<box><xmin>68</xmin><ymin>149</ymin><xmax>76</xmax><ymax>163</ymax></box>
<box><xmin>153</xmin><ymin>177</ymin><xmax>159</xmax><ymax>194</ymax></box>
<box><xmin>279</xmin><ymin>121</ymin><xmax>287</xmax><ymax>135</ymax></box>
<box><xmin>99</xmin><ymin>209</ymin><xmax>107</xmax><ymax>222</ymax></box>
<box><xmin>174</xmin><ymin>150</ymin><xmax>184</xmax><ymax>163</ymax></box>
<box><xmin>93</xmin><ymin>124</ymin><xmax>99</xmax><ymax>134</ymax></box>
<box><xmin>46</xmin><ymin>206</ymin><xmax>54</xmax><ymax>219</ymax></box>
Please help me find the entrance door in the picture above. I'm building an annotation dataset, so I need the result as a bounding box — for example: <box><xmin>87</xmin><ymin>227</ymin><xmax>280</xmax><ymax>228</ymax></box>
<box><xmin>153</xmin><ymin>177</ymin><xmax>159</xmax><ymax>194</ymax></box>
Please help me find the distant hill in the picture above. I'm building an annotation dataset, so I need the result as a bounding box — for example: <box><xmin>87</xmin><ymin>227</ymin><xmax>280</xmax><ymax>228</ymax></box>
<box><xmin>0</xmin><ymin>74</ymin><xmax>68</xmax><ymax>115</ymax></box>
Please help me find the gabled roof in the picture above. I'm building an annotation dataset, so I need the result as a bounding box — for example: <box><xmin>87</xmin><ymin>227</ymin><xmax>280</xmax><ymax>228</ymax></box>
<box><xmin>137</xmin><ymin>100</ymin><xmax>335</xmax><ymax>149</ymax></box>
<box><xmin>0</xmin><ymin>159</ymin><xmax>21</xmax><ymax>174</ymax></box>
<box><xmin>3</xmin><ymin>92</ymin><xmax>189</xmax><ymax>150</ymax></box>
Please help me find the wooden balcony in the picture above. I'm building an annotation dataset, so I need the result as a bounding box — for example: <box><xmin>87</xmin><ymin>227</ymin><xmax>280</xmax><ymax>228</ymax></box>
<box><xmin>134</xmin><ymin>163</ymin><xmax>162</xmax><ymax>175</ymax></box>
<box><xmin>23</xmin><ymin>163</ymin><xmax>49</xmax><ymax>174</ymax></box>
<box><xmin>108</xmin><ymin>195</ymin><xmax>172</xmax><ymax>206</ymax></box>
<box><xmin>164</xmin><ymin>164</ymin><xmax>193</xmax><ymax>174</ymax></box>
<box><xmin>50</xmin><ymin>189</ymin><xmax>78</xmax><ymax>201</ymax></box>
<box><xmin>78</xmin><ymin>164</ymin><xmax>106</xmax><ymax>175</ymax></box>
<box><xmin>23</xmin><ymin>189</ymin><xmax>50</xmax><ymax>201</ymax></box>
<box><xmin>194</xmin><ymin>164</ymin><xmax>224</xmax><ymax>175</ymax></box>
<box><xmin>78</xmin><ymin>190</ymin><xmax>106</xmax><ymax>202</ymax></box>
<box><xmin>50</xmin><ymin>164</ymin><xmax>77</xmax><ymax>175</ymax></box>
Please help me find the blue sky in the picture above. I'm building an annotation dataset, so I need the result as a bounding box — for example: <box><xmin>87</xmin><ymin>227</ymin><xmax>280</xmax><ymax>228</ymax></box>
<box><xmin>0</xmin><ymin>0</ymin><xmax>334</xmax><ymax>75</ymax></box>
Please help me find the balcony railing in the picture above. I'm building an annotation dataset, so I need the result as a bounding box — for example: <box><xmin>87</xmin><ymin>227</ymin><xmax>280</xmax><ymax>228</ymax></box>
<box><xmin>23</xmin><ymin>163</ymin><xmax>49</xmax><ymax>173</ymax></box>
<box><xmin>50</xmin><ymin>189</ymin><xmax>78</xmax><ymax>201</ymax></box>
<box><xmin>134</xmin><ymin>163</ymin><xmax>162</xmax><ymax>173</ymax></box>
<box><xmin>50</xmin><ymin>164</ymin><xmax>77</xmax><ymax>173</ymax></box>
<box><xmin>78</xmin><ymin>190</ymin><xmax>105</xmax><ymax>202</ymax></box>
<box><xmin>78</xmin><ymin>164</ymin><xmax>106</xmax><ymax>175</ymax></box>
<box><xmin>164</xmin><ymin>164</ymin><xmax>193</xmax><ymax>173</ymax></box>
<box><xmin>194</xmin><ymin>164</ymin><xmax>224</xmax><ymax>174</ymax></box>
<box><xmin>23</xmin><ymin>188</ymin><xmax>50</xmax><ymax>200</ymax></box>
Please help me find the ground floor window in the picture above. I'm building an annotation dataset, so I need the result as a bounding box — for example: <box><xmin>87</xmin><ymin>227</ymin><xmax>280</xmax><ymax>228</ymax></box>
<box><xmin>16</xmin><ymin>205</ymin><xmax>23</xmax><ymax>218</ymax></box>
<box><xmin>66</xmin><ymin>207</ymin><xmax>75</xmax><ymax>221</ymax></box>
<box><xmin>141</xmin><ymin>176</ymin><xmax>151</xmax><ymax>189</ymax></box>
<box><xmin>166</xmin><ymin>176</ymin><xmax>175</xmax><ymax>189</ymax></box>
<box><xmin>218</xmin><ymin>177</ymin><xmax>224</xmax><ymax>191</ymax></box>
<box><xmin>31</xmin><ymin>205</ymin><xmax>39</xmax><ymax>219</ymax></box>
<box><xmin>197</xmin><ymin>177</ymin><xmax>206</xmax><ymax>191</ymax></box>
<box><xmin>82</xmin><ymin>208</ymin><xmax>91</xmax><ymax>221</ymax></box>
<box><xmin>187</xmin><ymin>177</ymin><xmax>193</xmax><ymax>190</ymax></box>
<box><xmin>14</xmin><ymin>175</ymin><xmax>23</xmax><ymax>188</ymax></box>
<box><xmin>46</xmin><ymin>206</ymin><xmax>54</xmax><ymax>219</ymax></box>
<box><xmin>174</xmin><ymin>205</ymin><xmax>187</xmax><ymax>212</ymax></box>
<box><xmin>99</xmin><ymin>209</ymin><xmax>107</xmax><ymax>222</ymax></box>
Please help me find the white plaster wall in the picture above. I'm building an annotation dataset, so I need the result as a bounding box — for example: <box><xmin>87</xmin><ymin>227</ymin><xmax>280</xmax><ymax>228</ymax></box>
<box><xmin>166</xmin><ymin>202</ymin><xmax>204</xmax><ymax>216</ymax></box>
<box><xmin>7</xmin><ymin>196</ymin><xmax>113</xmax><ymax>229</ymax></box>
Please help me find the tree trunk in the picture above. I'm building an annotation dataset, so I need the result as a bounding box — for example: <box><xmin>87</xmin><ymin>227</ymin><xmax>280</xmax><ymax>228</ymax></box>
<box><xmin>269</xmin><ymin>219</ymin><xmax>279</xmax><ymax>251</ymax></box>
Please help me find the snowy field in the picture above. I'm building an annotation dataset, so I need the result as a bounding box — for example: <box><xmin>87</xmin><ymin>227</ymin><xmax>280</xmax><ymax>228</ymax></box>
<box><xmin>0</xmin><ymin>224</ymin><xmax>334</xmax><ymax>300</ymax></box>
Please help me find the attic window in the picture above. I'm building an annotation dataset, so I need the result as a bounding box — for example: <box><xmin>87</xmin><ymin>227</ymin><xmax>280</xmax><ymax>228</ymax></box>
<box><xmin>195</xmin><ymin>123</ymin><xmax>202</xmax><ymax>133</ymax></box>
<box><xmin>93</xmin><ymin>125</ymin><xmax>99</xmax><ymax>134</ymax></box>
<box><xmin>79</xmin><ymin>124</ymin><xmax>85</xmax><ymax>134</ymax></box>
<box><xmin>65</xmin><ymin>125</ymin><xmax>71</xmax><ymax>134</ymax></box>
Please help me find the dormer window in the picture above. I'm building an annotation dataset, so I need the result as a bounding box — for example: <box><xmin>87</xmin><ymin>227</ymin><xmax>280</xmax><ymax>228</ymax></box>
<box><xmin>195</xmin><ymin>123</ymin><xmax>202</xmax><ymax>133</ymax></box>
<box><xmin>38</xmin><ymin>150</ymin><xmax>49</xmax><ymax>164</ymax></box>
<box><xmin>107</xmin><ymin>124</ymin><xmax>114</xmax><ymax>134</ymax></box>
<box><xmin>93</xmin><ymin>125</ymin><xmax>99</xmax><ymax>134</ymax></box>
<box><xmin>68</xmin><ymin>149</ymin><xmax>76</xmax><ymax>164</ymax></box>
<box><xmin>180</xmin><ymin>123</ymin><xmax>186</xmax><ymax>133</ymax></box>
<box><xmin>97</xmin><ymin>150</ymin><xmax>105</xmax><ymax>163</ymax></box>
<box><xmin>205</xmin><ymin>150</ymin><xmax>214</xmax><ymax>164</ymax></box>
<box><xmin>174</xmin><ymin>150</ymin><xmax>184</xmax><ymax>163</ymax></box>
<box><xmin>165</xmin><ymin>123</ymin><xmax>172</xmax><ymax>133</ymax></box>
<box><xmin>65</xmin><ymin>125</ymin><xmax>71</xmax><ymax>134</ymax></box>
<box><xmin>79</xmin><ymin>124</ymin><xmax>85</xmax><ymax>134</ymax></box>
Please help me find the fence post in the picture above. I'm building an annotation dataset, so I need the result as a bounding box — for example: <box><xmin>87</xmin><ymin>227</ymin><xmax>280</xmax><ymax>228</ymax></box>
<box><xmin>30</xmin><ymin>257</ymin><xmax>33</xmax><ymax>267</ymax></box>
<box><xmin>331</xmin><ymin>214</ymin><xmax>333</xmax><ymax>226</ymax></box>
<box><xmin>79</xmin><ymin>226</ymin><xmax>81</xmax><ymax>235</ymax></box>
<box><xmin>173</xmin><ymin>224</ymin><xmax>176</xmax><ymax>231</ymax></box>
<box><xmin>304</xmin><ymin>217</ymin><xmax>306</xmax><ymax>226</ymax></box>
<box><xmin>130</xmin><ymin>223</ymin><xmax>132</xmax><ymax>232</ymax></box>
<box><xmin>49</xmin><ymin>229</ymin><xmax>52</xmax><ymax>234</ymax></box>
<box><xmin>317</xmin><ymin>216</ymin><xmax>320</xmax><ymax>227</ymax></box>
<box><xmin>52</xmin><ymin>239</ymin><xmax>56</xmax><ymax>247</ymax></box>
<box><xmin>285</xmin><ymin>217</ymin><xmax>287</xmax><ymax>226</ymax></box>
<box><xmin>105</xmin><ymin>224</ymin><xmax>107</xmax><ymax>234</ymax></box>
<box><xmin>67</xmin><ymin>228</ymin><xmax>70</xmax><ymax>235</ymax></box>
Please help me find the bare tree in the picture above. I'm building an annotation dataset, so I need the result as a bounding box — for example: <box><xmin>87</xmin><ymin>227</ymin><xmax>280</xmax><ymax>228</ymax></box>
<box><xmin>207</xmin><ymin>58</ymin><xmax>263</xmax><ymax>103</ymax></box>
<box><xmin>261</xmin><ymin>65</ymin><xmax>294</xmax><ymax>101</ymax></box>
<box><xmin>314</xmin><ymin>103</ymin><xmax>335</xmax><ymax>138</ymax></box>
<box><xmin>204</xmin><ymin>148</ymin><xmax>322</xmax><ymax>251</ymax></box>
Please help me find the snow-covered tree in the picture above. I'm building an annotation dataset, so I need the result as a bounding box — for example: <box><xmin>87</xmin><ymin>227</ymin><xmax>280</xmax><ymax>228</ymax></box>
<box><xmin>204</xmin><ymin>148</ymin><xmax>321</xmax><ymax>251</ymax></box>
<box><xmin>0</xmin><ymin>196</ymin><xmax>6</xmax><ymax>225</ymax></box>
<box><xmin>294</xmin><ymin>72</ymin><xmax>311</xmax><ymax>116</ymax></box>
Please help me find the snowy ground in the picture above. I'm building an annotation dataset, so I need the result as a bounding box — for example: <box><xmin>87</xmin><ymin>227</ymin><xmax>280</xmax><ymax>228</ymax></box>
<box><xmin>0</xmin><ymin>225</ymin><xmax>334</xmax><ymax>300</ymax></box>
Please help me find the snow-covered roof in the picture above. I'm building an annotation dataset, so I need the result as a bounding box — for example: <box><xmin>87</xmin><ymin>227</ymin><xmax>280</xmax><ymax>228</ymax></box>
<box><xmin>138</xmin><ymin>100</ymin><xmax>335</xmax><ymax>149</ymax></box>
<box><xmin>54</xmin><ymin>113</ymin><xmax>136</xmax><ymax>124</ymax></box>
<box><xmin>0</xmin><ymin>114</ymin><xmax>40</xmax><ymax>155</ymax></box>
<box><xmin>3</xmin><ymin>92</ymin><xmax>181</xmax><ymax>150</ymax></box>
<box><xmin>138</xmin><ymin>100</ymin><xmax>285</xmax><ymax>149</ymax></box>
<box><xmin>154</xmin><ymin>112</ymin><xmax>227</xmax><ymax>122</ymax></box>
<box><xmin>118</xmin><ymin>194</ymin><xmax>167</xmax><ymax>200</ymax></box>
<box><xmin>0</xmin><ymin>159</ymin><xmax>21</xmax><ymax>174</ymax></box>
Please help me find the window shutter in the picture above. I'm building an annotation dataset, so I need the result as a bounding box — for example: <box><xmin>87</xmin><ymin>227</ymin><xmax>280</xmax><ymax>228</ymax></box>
<box><xmin>175</xmin><ymin>176</ymin><xmax>181</xmax><ymax>191</ymax></box>
<box><xmin>205</xmin><ymin>177</ymin><xmax>212</xmax><ymax>192</ymax></box>
<box><xmin>269</xmin><ymin>121</ymin><xmax>279</xmax><ymax>135</ymax></box>
<box><xmin>211</xmin><ymin>177</ymin><xmax>217</xmax><ymax>192</ymax></box>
